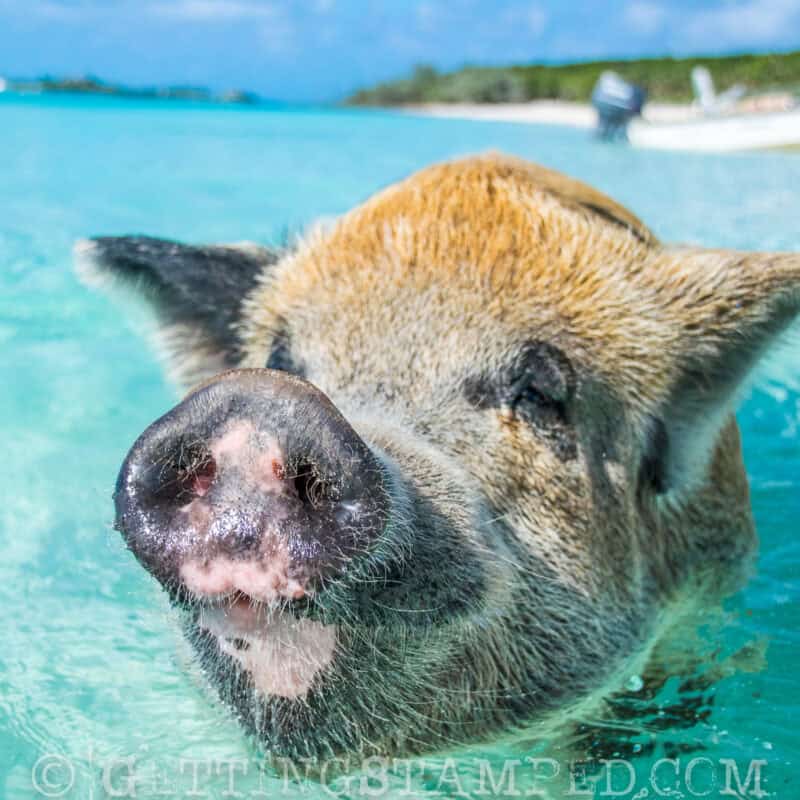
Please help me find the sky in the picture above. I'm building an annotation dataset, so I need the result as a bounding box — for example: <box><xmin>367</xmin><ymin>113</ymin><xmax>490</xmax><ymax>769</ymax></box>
<box><xmin>0</xmin><ymin>0</ymin><xmax>798</xmax><ymax>102</ymax></box>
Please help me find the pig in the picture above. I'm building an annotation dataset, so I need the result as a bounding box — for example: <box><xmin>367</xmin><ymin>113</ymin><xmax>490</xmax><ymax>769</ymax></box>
<box><xmin>75</xmin><ymin>153</ymin><xmax>799</xmax><ymax>764</ymax></box>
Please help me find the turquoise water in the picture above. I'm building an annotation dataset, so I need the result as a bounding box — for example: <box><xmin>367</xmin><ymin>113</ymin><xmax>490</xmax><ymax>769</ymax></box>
<box><xmin>1</xmin><ymin>93</ymin><xmax>798</xmax><ymax>798</ymax></box>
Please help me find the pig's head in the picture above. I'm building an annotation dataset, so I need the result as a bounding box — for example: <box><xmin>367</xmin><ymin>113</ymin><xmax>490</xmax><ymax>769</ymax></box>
<box><xmin>76</xmin><ymin>155</ymin><xmax>800</xmax><ymax>762</ymax></box>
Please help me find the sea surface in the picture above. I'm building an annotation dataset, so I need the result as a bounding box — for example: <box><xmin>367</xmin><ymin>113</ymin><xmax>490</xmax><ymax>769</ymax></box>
<box><xmin>1</xmin><ymin>93</ymin><xmax>798</xmax><ymax>799</ymax></box>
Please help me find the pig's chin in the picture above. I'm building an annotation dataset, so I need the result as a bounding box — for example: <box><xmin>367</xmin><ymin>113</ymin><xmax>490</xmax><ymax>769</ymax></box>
<box><xmin>192</xmin><ymin>595</ymin><xmax>337</xmax><ymax>701</ymax></box>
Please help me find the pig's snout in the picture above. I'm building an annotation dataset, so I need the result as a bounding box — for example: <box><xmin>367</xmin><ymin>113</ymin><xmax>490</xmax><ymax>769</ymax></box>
<box><xmin>114</xmin><ymin>369</ymin><xmax>390</xmax><ymax>606</ymax></box>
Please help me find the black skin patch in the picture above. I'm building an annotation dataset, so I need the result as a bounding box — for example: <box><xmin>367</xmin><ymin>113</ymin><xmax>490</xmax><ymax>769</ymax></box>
<box><xmin>464</xmin><ymin>341</ymin><xmax>577</xmax><ymax>460</ymax></box>
<box><xmin>87</xmin><ymin>236</ymin><xmax>281</xmax><ymax>364</ymax></box>
<box><xmin>638</xmin><ymin>415</ymin><xmax>670</xmax><ymax>496</ymax></box>
<box><xmin>265</xmin><ymin>327</ymin><xmax>305</xmax><ymax>377</ymax></box>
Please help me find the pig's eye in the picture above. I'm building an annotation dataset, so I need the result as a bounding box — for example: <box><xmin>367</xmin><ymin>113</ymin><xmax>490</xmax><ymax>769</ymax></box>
<box><xmin>464</xmin><ymin>341</ymin><xmax>574</xmax><ymax>429</ymax></box>
<box><xmin>511</xmin><ymin>342</ymin><xmax>571</xmax><ymax>418</ymax></box>
<box><xmin>509</xmin><ymin>372</ymin><xmax>569</xmax><ymax>426</ymax></box>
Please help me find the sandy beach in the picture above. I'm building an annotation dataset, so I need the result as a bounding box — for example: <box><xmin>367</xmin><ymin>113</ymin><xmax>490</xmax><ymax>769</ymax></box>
<box><xmin>405</xmin><ymin>98</ymin><xmax>800</xmax><ymax>152</ymax></box>
<box><xmin>405</xmin><ymin>100</ymin><xmax>598</xmax><ymax>128</ymax></box>
<box><xmin>405</xmin><ymin>99</ymin><xmax>710</xmax><ymax>128</ymax></box>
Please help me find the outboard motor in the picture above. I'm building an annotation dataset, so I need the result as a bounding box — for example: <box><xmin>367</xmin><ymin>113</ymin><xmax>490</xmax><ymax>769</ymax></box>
<box><xmin>591</xmin><ymin>71</ymin><xmax>646</xmax><ymax>141</ymax></box>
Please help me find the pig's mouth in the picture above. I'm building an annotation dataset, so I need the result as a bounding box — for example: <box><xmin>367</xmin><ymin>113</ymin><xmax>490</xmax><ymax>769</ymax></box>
<box><xmin>189</xmin><ymin>590</ymin><xmax>338</xmax><ymax>701</ymax></box>
<box><xmin>176</xmin><ymin>540</ymin><xmax>414</xmax><ymax>706</ymax></box>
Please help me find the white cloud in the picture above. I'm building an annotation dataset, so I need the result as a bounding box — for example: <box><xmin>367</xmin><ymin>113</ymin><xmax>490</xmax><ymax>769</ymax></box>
<box><xmin>526</xmin><ymin>5</ymin><xmax>548</xmax><ymax>36</ymax></box>
<box><xmin>625</xmin><ymin>0</ymin><xmax>800</xmax><ymax>52</ymax></box>
<box><xmin>258</xmin><ymin>8</ymin><xmax>295</xmax><ymax>53</ymax></box>
<box><xmin>32</xmin><ymin>1</ymin><xmax>85</xmax><ymax>20</ymax></box>
<box><xmin>624</xmin><ymin>1</ymin><xmax>667</xmax><ymax>36</ymax></box>
<box><xmin>148</xmin><ymin>0</ymin><xmax>280</xmax><ymax>21</ymax></box>
<box><xmin>499</xmin><ymin>4</ymin><xmax>548</xmax><ymax>38</ymax></box>
<box><xmin>682</xmin><ymin>0</ymin><xmax>800</xmax><ymax>47</ymax></box>
<box><xmin>5</xmin><ymin>0</ymin><xmax>115</xmax><ymax>21</ymax></box>
<box><xmin>415</xmin><ymin>1</ymin><xmax>440</xmax><ymax>33</ymax></box>
<box><xmin>146</xmin><ymin>1</ymin><xmax>296</xmax><ymax>52</ymax></box>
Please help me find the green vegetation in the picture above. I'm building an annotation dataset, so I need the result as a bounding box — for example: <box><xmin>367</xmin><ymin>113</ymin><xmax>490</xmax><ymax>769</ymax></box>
<box><xmin>3</xmin><ymin>75</ymin><xmax>261</xmax><ymax>105</ymax></box>
<box><xmin>347</xmin><ymin>51</ymin><xmax>800</xmax><ymax>105</ymax></box>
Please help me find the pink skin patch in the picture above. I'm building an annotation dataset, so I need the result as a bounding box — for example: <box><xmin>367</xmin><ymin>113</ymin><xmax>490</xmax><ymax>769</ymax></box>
<box><xmin>176</xmin><ymin>418</ymin><xmax>334</xmax><ymax>698</ymax></box>
<box><xmin>210</xmin><ymin>420</ymin><xmax>286</xmax><ymax>493</ymax></box>
<box><xmin>178</xmin><ymin>418</ymin><xmax>302</xmax><ymax>597</ymax></box>
<box><xmin>198</xmin><ymin>599</ymin><xmax>337</xmax><ymax>699</ymax></box>
<box><xmin>181</xmin><ymin>554</ymin><xmax>308</xmax><ymax>602</ymax></box>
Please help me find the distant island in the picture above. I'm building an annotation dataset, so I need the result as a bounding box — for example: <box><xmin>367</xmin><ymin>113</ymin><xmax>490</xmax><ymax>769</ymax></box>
<box><xmin>0</xmin><ymin>75</ymin><xmax>261</xmax><ymax>105</ymax></box>
<box><xmin>346</xmin><ymin>50</ymin><xmax>800</xmax><ymax>106</ymax></box>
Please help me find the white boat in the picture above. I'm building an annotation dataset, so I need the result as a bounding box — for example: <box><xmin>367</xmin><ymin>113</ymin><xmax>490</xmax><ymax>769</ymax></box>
<box><xmin>628</xmin><ymin>108</ymin><xmax>800</xmax><ymax>152</ymax></box>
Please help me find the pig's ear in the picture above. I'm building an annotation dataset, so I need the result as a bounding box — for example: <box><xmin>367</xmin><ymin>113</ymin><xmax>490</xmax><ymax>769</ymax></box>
<box><xmin>74</xmin><ymin>235</ymin><xmax>279</xmax><ymax>388</ymax></box>
<box><xmin>647</xmin><ymin>247</ymin><xmax>800</xmax><ymax>497</ymax></box>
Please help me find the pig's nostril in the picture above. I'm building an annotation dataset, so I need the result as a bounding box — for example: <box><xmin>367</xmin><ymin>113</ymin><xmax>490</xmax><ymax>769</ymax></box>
<box><xmin>189</xmin><ymin>456</ymin><xmax>217</xmax><ymax>497</ymax></box>
<box><xmin>168</xmin><ymin>441</ymin><xmax>217</xmax><ymax>500</ymax></box>
<box><xmin>291</xmin><ymin>460</ymin><xmax>334</xmax><ymax>509</ymax></box>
